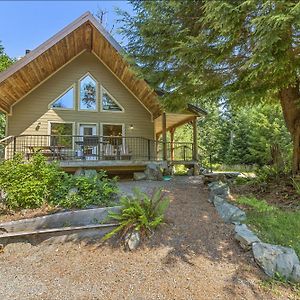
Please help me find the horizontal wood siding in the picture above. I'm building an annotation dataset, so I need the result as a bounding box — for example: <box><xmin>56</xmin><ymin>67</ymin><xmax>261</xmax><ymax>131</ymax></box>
<box><xmin>8</xmin><ymin>52</ymin><xmax>154</xmax><ymax>140</ymax></box>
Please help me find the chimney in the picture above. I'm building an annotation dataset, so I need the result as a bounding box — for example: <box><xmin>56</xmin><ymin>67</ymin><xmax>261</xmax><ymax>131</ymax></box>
<box><xmin>25</xmin><ymin>49</ymin><xmax>31</xmax><ymax>55</ymax></box>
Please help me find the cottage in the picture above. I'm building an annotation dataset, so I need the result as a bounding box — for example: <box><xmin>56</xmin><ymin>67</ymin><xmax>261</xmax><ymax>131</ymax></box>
<box><xmin>0</xmin><ymin>12</ymin><xmax>206</xmax><ymax>174</ymax></box>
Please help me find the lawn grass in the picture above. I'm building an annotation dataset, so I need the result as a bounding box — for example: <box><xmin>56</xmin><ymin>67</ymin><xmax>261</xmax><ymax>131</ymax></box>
<box><xmin>236</xmin><ymin>196</ymin><xmax>300</xmax><ymax>257</ymax></box>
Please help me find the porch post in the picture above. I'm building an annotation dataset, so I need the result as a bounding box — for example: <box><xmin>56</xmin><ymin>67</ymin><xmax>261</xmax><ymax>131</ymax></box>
<box><xmin>192</xmin><ymin>117</ymin><xmax>198</xmax><ymax>161</ymax></box>
<box><xmin>170</xmin><ymin>128</ymin><xmax>175</xmax><ymax>161</ymax></box>
<box><xmin>155</xmin><ymin>133</ymin><xmax>160</xmax><ymax>160</ymax></box>
<box><xmin>162</xmin><ymin>112</ymin><xmax>167</xmax><ymax>161</ymax></box>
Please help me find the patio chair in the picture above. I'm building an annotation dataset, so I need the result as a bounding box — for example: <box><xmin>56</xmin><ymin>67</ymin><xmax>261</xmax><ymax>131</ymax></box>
<box><xmin>118</xmin><ymin>144</ymin><xmax>132</xmax><ymax>160</ymax></box>
<box><xmin>103</xmin><ymin>143</ymin><xmax>116</xmax><ymax>160</ymax></box>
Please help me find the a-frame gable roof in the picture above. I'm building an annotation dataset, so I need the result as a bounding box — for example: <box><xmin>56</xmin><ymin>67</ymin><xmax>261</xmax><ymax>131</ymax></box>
<box><xmin>0</xmin><ymin>12</ymin><xmax>162</xmax><ymax>117</ymax></box>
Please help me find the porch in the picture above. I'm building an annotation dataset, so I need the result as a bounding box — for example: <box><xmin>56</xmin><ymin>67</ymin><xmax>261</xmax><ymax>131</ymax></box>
<box><xmin>0</xmin><ymin>134</ymin><xmax>198</xmax><ymax>172</ymax></box>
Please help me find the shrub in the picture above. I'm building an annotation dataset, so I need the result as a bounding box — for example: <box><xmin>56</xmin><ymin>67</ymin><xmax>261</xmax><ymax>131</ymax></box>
<box><xmin>0</xmin><ymin>154</ymin><xmax>68</xmax><ymax>209</ymax></box>
<box><xmin>52</xmin><ymin>171</ymin><xmax>118</xmax><ymax>209</ymax></box>
<box><xmin>255</xmin><ymin>165</ymin><xmax>290</xmax><ymax>183</ymax></box>
<box><xmin>103</xmin><ymin>188</ymin><xmax>169</xmax><ymax>241</ymax></box>
<box><xmin>0</xmin><ymin>154</ymin><xmax>118</xmax><ymax>210</ymax></box>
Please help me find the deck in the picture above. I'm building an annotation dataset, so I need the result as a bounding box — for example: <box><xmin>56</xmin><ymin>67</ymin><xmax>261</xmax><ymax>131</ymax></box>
<box><xmin>0</xmin><ymin>135</ymin><xmax>199</xmax><ymax>172</ymax></box>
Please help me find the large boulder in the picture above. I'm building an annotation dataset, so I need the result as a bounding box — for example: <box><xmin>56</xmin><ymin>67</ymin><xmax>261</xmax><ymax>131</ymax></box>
<box><xmin>291</xmin><ymin>264</ymin><xmax>300</xmax><ymax>283</ymax></box>
<box><xmin>234</xmin><ymin>224</ymin><xmax>260</xmax><ymax>250</ymax></box>
<box><xmin>215</xmin><ymin>201</ymin><xmax>246</xmax><ymax>224</ymax></box>
<box><xmin>211</xmin><ymin>195</ymin><xmax>227</xmax><ymax>206</ymax></box>
<box><xmin>133</xmin><ymin>172</ymin><xmax>146</xmax><ymax>181</ymax></box>
<box><xmin>252</xmin><ymin>242</ymin><xmax>300</xmax><ymax>279</ymax></box>
<box><xmin>145</xmin><ymin>163</ymin><xmax>163</xmax><ymax>181</ymax></box>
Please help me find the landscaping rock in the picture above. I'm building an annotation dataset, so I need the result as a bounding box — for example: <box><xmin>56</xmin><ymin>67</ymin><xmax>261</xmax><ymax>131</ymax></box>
<box><xmin>291</xmin><ymin>264</ymin><xmax>300</xmax><ymax>283</ymax></box>
<box><xmin>125</xmin><ymin>231</ymin><xmax>141</xmax><ymax>251</ymax></box>
<box><xmin>145</xmin><ymin>163</ymin><xmax>163</xmax><ymax>181</ymax></box>
<box><xmin>67</xmin><ymin>187</ymin><xmax>78</xmax><ymax>198</ymax></box>
<box><xmin>84</xmin><ymin>169</ymin><xmax>98</xmax><ymax>178</ymax></box>
<box><xmin>203</xmin><ymin>173</ymin><xmax>226</xmax><ymax>184</ymax></box>
<box><xmin>211</xmin><ymin>195</ymin><xmax>226</xmax><ymax>206</ymax></box>
<box><xmin>234</xmin><ymin>224</ymin><xmax>260</xmax><ymax>250</ymax></box>
<box><xmin>210</xmin><ymin>182</ymin><xmax>230</xmax><ymax>199</ymax></box>
<box><xmin>215</xmin><ymin>201</ymin><xmax>246</xmax><ymax>223</ymax></box>
<box><xmin>133</xmin><ymin>172</ymin><xmax>147</xmax><ymax>181</ymax></box>
<box><xmin>252</xmin><ymin>242</ymin><xmax>300</xmax><ymax>279</ymax></box>
<box><xmin>74</xmin><ymin>168</ymin><xmax>85</xmax><ymax>177</ymax></box>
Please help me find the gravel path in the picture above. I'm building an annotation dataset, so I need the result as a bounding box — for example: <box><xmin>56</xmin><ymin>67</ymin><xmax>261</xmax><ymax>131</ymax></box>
<box><xmin>0</xmin><ymin>176</ymin><xmax>296</xmax><ymax>300</ymax></box>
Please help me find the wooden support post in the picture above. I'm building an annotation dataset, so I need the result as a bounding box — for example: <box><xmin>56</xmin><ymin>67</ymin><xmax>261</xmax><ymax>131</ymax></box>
<box><xmin>170</xmin><ymin>128</ymin><xmax>175</xmax><ymax>161</ymax></box>
<box><xmin>192</xmin><ymin>117</ymin><xmax>198</xmax><ymax>161</ymax></box>
<box><xmin>162</xmin><ymin>112</ymin><xmax>167</xmax><ymax>161</ymax></box>
<box><xmin>155</xmin><ymin>133</ymin><xmax>160</xmax><ymax>160</ymax></box>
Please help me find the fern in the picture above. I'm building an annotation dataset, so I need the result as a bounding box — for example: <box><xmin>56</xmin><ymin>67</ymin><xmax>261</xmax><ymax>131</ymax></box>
<box><xmin>103</xmin><ymin>188</ymin><xmax>169</xmax><ymax>241</ymax></box>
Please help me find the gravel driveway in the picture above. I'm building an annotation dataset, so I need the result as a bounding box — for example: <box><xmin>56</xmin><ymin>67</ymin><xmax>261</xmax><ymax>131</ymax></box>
<box><xmin>0</xmin><ymin>176</ymin><xmax>296</xmax><ymax>300</ymax></box>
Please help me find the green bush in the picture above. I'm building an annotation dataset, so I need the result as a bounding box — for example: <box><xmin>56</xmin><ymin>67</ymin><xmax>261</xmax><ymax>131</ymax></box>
<box><xmin>255</xmin><ymin>165</ymin><xmax>290</xmax><ymax>183</ymax></box>
<box><xmin>0</xmin><ymin>154</ymin><xmax>118</xmax><ymax>210</ymax></box>
<box><xmin>52</xmin><ymin>171</ymin><xmax>118</xmax><ymax>209</ymax></box>
<box><xmin>103</xmin><ymin>188</ymin><xmax>169</xmax><ymax>241</ymax></box>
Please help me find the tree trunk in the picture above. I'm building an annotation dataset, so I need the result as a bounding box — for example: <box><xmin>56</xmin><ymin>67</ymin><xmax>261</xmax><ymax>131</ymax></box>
<box><xmin>279</xmin><ymin>83</ymin><xmax>300</xmax><ymax>174</ymax></box>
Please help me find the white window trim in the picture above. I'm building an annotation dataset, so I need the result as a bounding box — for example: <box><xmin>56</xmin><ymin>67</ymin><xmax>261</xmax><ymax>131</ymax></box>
<box><xmin>48</xmin><ymin>84</ymin><xmax>76</xmax><ymax>111</ymax></box>
<box><xmin>77</xmin><ymin>122</ymin><xmax>99</xmax><ymax>136</ymax></box>
<box><xmin>78</xmin><ymin>72</ymin><xmax>99</xmax><ymax>112</ymax></box>
<box><xmin>47</xmin><ymin>121</ymin><xmax>75</xmax><ymax>148</ymax></box>
<box><xmin>100</xmin><ymin>86</ymin><xmax>124</xmax><ymax>113</ymax></box>
<box><xmin>100</xmin><ymin>122</ymin><xmax>125</xmax><ymax>137</ymax></box>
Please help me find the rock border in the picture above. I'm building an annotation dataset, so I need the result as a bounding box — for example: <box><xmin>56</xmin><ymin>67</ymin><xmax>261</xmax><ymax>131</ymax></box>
<box><xmin>207</xmin><ymin>179</ymin><xmax>300</xmax><ymax>283</ymax></box>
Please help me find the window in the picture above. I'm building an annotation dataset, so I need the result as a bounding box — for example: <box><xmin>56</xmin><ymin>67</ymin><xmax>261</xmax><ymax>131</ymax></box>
<box><xmin>79</xmin><ymin>74</ymin><xmax>97</xmax><ymax>110</ymax></box>
<box><xmin>50</xmin><ymin>123</ymin><xmax>73</xmax><ymax>148</ymax></box>
<box><xmin>50</xmin><ymin>87</ymin><xmax>74</xmax><ymax>109</ymax></box>
<box><xmin>102</xmin><ymin>124</ymin><xmax>123</xmax><ymax>146</ymax></box>
<box><xmin>102</xmin><ymin>89</ymin><xmax>123</xmax><ymax>112</ymax></box>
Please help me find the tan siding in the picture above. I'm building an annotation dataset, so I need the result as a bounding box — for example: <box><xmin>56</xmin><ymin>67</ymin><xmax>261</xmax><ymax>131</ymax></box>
<box><xmin>8</xmin><ymin>52</ymin><xmax>154</xmax><ymax>140</ymax></box>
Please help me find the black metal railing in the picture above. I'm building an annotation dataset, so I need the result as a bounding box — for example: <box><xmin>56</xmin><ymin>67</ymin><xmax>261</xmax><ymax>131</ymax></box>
<box><xmin>0</xmin><ymin>135</ymin><xmax>197</xmax><ymax>162</ymax></box>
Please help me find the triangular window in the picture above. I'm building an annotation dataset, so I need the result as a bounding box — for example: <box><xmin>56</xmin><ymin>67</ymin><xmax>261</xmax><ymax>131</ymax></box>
<box><xmin>51</xmin><ymin>87</ymin><xmax>74</xmax><ymax>109</ymax></box>
<box><xmin>102</xmin><ymin>89</ymin><xmax>123</xmax><ymax>112</ymax></box>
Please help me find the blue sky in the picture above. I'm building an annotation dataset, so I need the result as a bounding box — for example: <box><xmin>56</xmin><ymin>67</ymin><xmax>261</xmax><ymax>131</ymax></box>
<box><xmin>0</xmin><ymin>1</ymin><xmax>132</xmax><ymax>58</ymax></box>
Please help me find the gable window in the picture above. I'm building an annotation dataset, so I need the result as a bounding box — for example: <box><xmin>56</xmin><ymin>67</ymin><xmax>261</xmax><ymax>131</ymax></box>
<box><xmin>102</xmin><ymin>88</ymin><xmax>123</xmax><ymax>112</ymax></box>
<box><xmin>79</xmin><ymin>74</ymin><xmax>97</xmax><ymax>111</ymax></box>
<box><xmin>50</xmin><ymin>122</ymin><xmax>73</xmax><ymax>148</ymax></box>
<box><xmin>50</xmin><ymin>87</ymin><xmax>74</xmax><ymax>109</ymax></box>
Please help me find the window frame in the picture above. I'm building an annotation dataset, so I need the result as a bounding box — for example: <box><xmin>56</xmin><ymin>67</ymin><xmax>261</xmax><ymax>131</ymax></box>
<box><xmin>78</xmin><ymin>72</ymin><xmax>99</xmax><ymax>112</ymax></box>
<box><xmin>48</xmin><ymin>84</ymin><xmax>75</xmax><ymax>111</ymax></box>
<box><xmin>48</xmin><ymin>121</ymin><xmax>75</xmax><ymax>148</ymax></box>
<box><xmin>100</xmin><ymin>86</ymin><xmax>124</xmax><ymax>113</ymax></box>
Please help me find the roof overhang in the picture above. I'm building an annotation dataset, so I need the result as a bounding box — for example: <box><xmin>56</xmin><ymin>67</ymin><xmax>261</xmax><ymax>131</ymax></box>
<box><xmin>154</xmin><ymin>104</ymin><xmax>207</xmax><ymax>135</ymax></box>
<box><xmin>0</xmin><ymin>12</ymin><xmax>162</xmax><ymax>117</ymax></box>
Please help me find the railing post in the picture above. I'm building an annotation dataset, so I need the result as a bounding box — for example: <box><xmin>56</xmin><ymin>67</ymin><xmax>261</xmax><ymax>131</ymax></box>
<box><xmin>183</xmin><ymin>145</ymin><xmax>186</xmax><ymax>161</ymax></box>
<box><xmin>147</xmin><ymin>139</ymin><xmax>151</xmax><ymax>160</ymax></box>
<box><xmin>192</xmin><ymin>117</ymin><xmax>198</xmax><ymax>161</ymax></box>
<box><xmin>13</xmin><ymin>136</ymin><xmax>16</xmax><ymax>156</ymax></box>
<box><xmin>162</xmin><ymin>112</ymin><xmax>167</xmax><ymax>161</ymax></box>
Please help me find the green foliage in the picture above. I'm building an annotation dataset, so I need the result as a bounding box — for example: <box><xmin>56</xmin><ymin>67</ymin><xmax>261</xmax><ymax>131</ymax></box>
<box><xmin>0</xmin><ymin>154</ymin><xmax>68</xmax><ymax>209</ymax></box>
<box><xmin>0</xmin><ymin>42</ymin><xmax>13</xmax><ymax>73</ymax></box>
<box><xmin>0</xmin><ymin>154</ymin><xmax>118</xmax><ymax>210</ymax></box>
<box><xmin>236</xmin><ymin>196</ymin><xmax>300</xmax><ymax>257</ymax></box>
<box><xmin>53</xmin><ymin>171</ymin><xmax>118</xmax><ymax>209</ymax></box>
<box><xmin>255</xmin><ymin>165</ymin><xmax>290</xmax><ymax>183</ymax></box>
<box><xmin>103</xmin><ymin>188</ymin><xmax>169</xmax><ymax>241</ymax></box>
<box><xmin>119</xmin><ymin>1</ymin><xmax>300</xmax><ymax>108</ymax></box>
<box><xmin>292</xmin><ymin>178</ymin><xmax>300</xmax><ymax>195</ymax></box>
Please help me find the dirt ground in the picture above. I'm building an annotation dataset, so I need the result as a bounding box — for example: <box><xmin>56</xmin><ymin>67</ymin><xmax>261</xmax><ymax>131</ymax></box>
<box><xmin>0</xmin><ymin>176</ymin><xmax>298</xmax><ymax>300</ymax></box>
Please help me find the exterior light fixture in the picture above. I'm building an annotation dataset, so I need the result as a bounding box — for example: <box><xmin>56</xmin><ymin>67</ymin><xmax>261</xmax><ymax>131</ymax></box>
<box><xmin>129</xmin><ymin>124</ymin><xmax>134</xmax><ymax>130</ymax></box>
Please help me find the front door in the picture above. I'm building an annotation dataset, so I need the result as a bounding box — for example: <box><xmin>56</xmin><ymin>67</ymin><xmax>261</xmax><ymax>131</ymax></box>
<box><xmin>79</xmin><ymin>124</ymin><xmax>98</xmax><ymax>160</ymax></box>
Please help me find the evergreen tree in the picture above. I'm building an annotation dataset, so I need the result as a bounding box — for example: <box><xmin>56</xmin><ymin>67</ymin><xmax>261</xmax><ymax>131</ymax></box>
<box><xmin>119</xmin><ymin>0</ymin><xmax>300</xmax><ymax>173</ymax></box>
